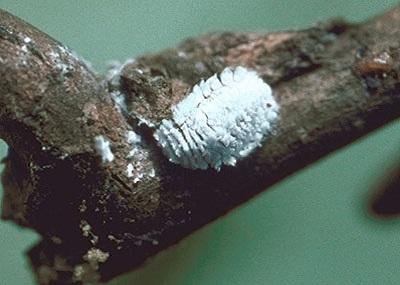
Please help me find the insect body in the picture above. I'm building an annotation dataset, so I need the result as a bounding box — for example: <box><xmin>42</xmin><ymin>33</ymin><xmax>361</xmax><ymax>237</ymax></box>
<box><xmin>154</xmin><ymin>66</ymin><xmax>279</xmax><ymax>170</ymax></box>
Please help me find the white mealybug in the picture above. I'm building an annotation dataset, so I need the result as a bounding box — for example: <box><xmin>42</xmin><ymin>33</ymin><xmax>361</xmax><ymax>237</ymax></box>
<box><xmin>154</xmin><ymin>66</ymin><xmax>279</xmax><ymax>171</ymax></box>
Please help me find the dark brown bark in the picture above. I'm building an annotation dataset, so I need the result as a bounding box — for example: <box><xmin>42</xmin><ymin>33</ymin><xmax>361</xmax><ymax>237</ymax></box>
<box><xmin>0</xmin><ymin>6</ymin><xmax>400</xmax><ymax>285</ymax></box>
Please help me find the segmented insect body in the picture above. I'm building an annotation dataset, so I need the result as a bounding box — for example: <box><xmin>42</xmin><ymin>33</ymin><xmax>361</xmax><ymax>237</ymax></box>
<box><xmin>154</xmin><ymin>66</ymin><xmax>279</xmax><ymax>170</ymax></box>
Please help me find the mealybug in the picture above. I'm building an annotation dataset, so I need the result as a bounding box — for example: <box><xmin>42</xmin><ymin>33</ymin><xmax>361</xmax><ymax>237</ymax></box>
<box><xmin>154</xmin><ymin>66</ymin><xmax>279</xmax><ymax>170</ymax></box>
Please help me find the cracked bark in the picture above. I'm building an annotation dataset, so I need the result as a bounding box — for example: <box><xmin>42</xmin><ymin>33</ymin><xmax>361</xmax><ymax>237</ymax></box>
<box><xmin>0</xmin><ymin>6</ymin><xmax>400</xmax><ymax>285</ymax></box>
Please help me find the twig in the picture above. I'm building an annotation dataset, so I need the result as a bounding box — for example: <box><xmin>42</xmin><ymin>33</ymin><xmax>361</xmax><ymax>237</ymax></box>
<box><xmin>370</xmin><ymin>161</ymin><xmax>400</xmax><ymax>217</ymax></box>
<box><xmin>0</xmin><ymin>6</ymin><xmax>400</xmax><ymax>285</ymax></box>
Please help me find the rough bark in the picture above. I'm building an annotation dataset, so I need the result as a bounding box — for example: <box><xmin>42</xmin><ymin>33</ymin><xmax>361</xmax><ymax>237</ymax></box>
<box><xmin>0</xmin><ymin>6</ymin><xmax>399</xmax><ymax>285</ymax></box>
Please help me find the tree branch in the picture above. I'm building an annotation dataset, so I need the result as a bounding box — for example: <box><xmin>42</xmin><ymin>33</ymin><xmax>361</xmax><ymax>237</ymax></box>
<box><xmin>0</xmin><ymin>6</ymin><xmax>399</xmax><ymax>285</ymax></box>
<box><xmin>370</xmin><ymin>160</ymin><xmax>400</xmax><ymax>217</ymax></box>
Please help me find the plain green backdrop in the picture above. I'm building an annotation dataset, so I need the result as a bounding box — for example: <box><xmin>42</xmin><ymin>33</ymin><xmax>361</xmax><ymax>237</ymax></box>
<box><xmin>1</xmin><ymin>1</ymin><xmax>400</xmax><ymax>284</ymax></box>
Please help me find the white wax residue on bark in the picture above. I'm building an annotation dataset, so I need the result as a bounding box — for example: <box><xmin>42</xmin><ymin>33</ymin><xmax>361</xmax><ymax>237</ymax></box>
<box><xmin>154</xmin><ymin>66</ymin><xmax>279</xmax><ymax>171</ymax></box>
<box><xmin>94</xmin><ymin>135</ymin><xmax>114</xmax><ymax>163</ymax></box>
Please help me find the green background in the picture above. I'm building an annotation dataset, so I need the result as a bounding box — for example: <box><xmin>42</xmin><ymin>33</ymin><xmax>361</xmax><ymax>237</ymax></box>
<box><xmin>1</xmin><ymin>1</ymin><xmax>400</xmax><ymax>284</ymax></box>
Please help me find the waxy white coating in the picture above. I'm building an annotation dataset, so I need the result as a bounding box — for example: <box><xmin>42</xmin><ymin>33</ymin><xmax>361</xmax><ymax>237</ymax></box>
<box><xmin>94</xmin><ymin>135</ymin><xmax>114</xmax><ymax>163</ymax></box>
<box><xmin>154</xmin><ymin>66</ymin><xmax>279</xmax><ymax>170</ymax></box>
